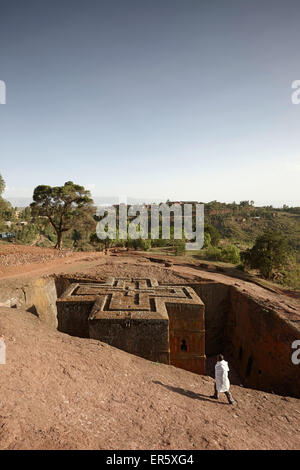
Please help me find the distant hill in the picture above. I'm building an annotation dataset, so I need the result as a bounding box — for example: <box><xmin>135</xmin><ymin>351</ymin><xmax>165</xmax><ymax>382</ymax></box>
<box><xmin>6</xmin><ymin>196</ymin><xmax>163</xmax><ymax>208</ymax></box>
<box><xmin>205</xmin><ymin>206</ymin><xmax>300</xmax><ymax>252</ymax></box>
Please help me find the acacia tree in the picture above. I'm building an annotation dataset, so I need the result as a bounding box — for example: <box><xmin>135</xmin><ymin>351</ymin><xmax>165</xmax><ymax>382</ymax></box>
<box><xmin>241</xmin><ymin>231</ymin><xmax>290</xmax><ymax>279</ymax></box>
<box><xmin>0</xmin><ymin>174</ymin><xmax>13</xmax><ymax>220</ymax></box>
<box><xmin>31</xmin><ymin>181</ymin><xmax>94</xmax><ymax>249</ymax></box>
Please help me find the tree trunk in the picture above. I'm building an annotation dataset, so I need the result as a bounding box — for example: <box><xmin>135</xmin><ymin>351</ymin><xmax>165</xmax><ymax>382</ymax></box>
<box><xmin>55</xmin><ymin>231</ymin><xmax>63</xmax><ymax>250</ymax></box>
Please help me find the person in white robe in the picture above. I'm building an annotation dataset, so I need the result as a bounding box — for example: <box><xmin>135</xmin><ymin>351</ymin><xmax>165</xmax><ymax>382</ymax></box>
<box><xmin>210</xmin><ymin>354</ymin><xmax>236</xmax><ymax>404</ymax></box>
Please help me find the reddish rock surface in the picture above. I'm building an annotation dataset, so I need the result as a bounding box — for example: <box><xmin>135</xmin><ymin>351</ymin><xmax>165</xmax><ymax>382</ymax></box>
<box><xmin>0</xmin><ymin>306</ymin><xmax>299</xmax><ymax>450</ymax></box>
<box><xmin>0</xmin><ymin>242</ymin><xmax>104</xmax><ymax>279</ymax></box>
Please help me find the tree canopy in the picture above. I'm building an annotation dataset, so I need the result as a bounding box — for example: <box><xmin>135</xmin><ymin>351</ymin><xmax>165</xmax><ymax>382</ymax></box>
<box><xmin>204</xmin><ymin>223</ymin><xmax>221</xmax><ymax>246</ymax></box>
<box><xmin>31</xmin><ymin>181</ymin><xmax>94</xmax><ymax>249</ymax></box>
<box><xmin>0</xmin><ymin>174</ymin><xmax>5</xmax><ymax>196</ymax></box>
<box><xmin>241</xmin><ymin>231</ymin><xmax>290</xmax><ymax>279</ymax></box>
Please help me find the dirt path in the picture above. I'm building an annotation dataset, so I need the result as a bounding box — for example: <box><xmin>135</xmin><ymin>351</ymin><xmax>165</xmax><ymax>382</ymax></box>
<box><xmin>0</xmin><ymin>243</ymin><xmax>104</xmax><ymax>280</ymax></box>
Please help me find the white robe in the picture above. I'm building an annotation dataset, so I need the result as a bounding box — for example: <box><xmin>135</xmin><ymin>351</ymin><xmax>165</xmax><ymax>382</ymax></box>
<box><xmin>215</xmin><ymin>360</ymin><xmax>230</xmax><ymax>392</ymax></box>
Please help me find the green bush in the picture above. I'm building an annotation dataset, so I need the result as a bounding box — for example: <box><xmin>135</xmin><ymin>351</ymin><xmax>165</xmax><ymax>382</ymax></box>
<box><xmin>219</xmin><ymin>244</ymin><xmax>240</xmax><ymax>264</ymax></box>
<box><xmin>206</xmin><ymin>245</ymin><xmax>221</xmax><ymax>260</ymax></box>
<box><xmin>241</xmin><ymin>231</ymin><xmax>290</xmax><ymax>279</ymax></box>
<box><xmin>127</xmin><ymin>238</ymin><xmax>152</xmax><ymax>251</ymax></box>
<box><xmin>15</xmin><ymin>224</ymin><xmax>39</xmax><ymax>244</ymax></box>
<box><xmin>174</xmin><ymin>239</ymin><xmax>186</xmax><ymax>255</ymax></box>
<box><xmin>204</xmin><ymin>224</ymin><xmax>221</xmax><ymax>246</ymax></box>
<box><xmin>203</xmin><ymin>231</ymin><xmax>211</xmax><ymax>248</ymax></box>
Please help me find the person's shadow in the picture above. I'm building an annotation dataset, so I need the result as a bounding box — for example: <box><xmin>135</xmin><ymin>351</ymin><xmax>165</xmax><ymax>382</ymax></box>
<box><xmin>153</xmin><ymin>380</ymin><xmax>227</xmax><ymax>405</ymax></box>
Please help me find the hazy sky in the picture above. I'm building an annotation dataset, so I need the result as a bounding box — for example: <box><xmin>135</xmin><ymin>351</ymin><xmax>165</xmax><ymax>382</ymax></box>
<box><xmin>0</xmin><ymin>0</ymin><xmax>299</xmax><ymax>206</ymax></box>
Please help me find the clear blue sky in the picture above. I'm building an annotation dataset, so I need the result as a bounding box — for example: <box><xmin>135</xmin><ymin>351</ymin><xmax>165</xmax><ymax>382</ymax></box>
<box><xmin>0</xmin><ymin>0</ymin><xmax>299</xmax><ymax>206</ymax></box>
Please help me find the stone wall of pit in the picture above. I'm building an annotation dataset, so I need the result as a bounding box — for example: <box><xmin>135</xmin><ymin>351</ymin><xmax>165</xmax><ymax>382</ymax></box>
<box><xmin>175</xmin><ymin>281</ymin><xmax>300</xmax><ymax>398</ymax></box>
<box><xmin>225</xmin><ymin>287</ymin><xmax>300</xmax><ymax>398</ymax></box>
<box><xmin>0</xmin><ymin>276</ymin><xmax>58</xmax><ymax>329</ymax></box>
<box><xmin>191</xmin><ymin>282</ymin><xmax>230</xmax><ymax>356</ymax></box>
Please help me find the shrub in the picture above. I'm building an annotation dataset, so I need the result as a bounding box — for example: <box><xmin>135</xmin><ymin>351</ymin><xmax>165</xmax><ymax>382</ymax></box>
<box><xmin>203</xmin><ymin>232</ymin><xmax>211</xmax><ymax>248</ymax></box>
<box><xmin>206</xmin><ymin>245</ymin><xmax>222</xmax><ymax>260</ymax></box>
<box><xmin>241</xmin><ymin>231</ymin><xmax>290</xmax><ymax>279</ymax></box>
<box><xmin>204</xmin><ymin>224</ymin><xmax>221</xmax><ymax>246</ymax></box>
<box><xmin>219</xmin><ymin>244</ymin><xmax>240</xmax><ymax>264</ymax></box>
<box><xmin>174</xmin><ymin>239</ymin><xmax>186</xmax><ymax>255</ymax></box>
<box><xmin>126</xmin><ymin>238</ymin><xmax>151</xmax><ymax>251</ymax></box>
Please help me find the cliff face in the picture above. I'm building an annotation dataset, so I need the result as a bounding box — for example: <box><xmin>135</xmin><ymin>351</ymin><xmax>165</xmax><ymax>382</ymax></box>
<box><xmin>0</xmin><ymin>306</ymin><xmax>299</xmax><ymax>450</ymax></box>
<box><xmin>0</xmin><ymin>276</ymin><xmax>58</xmax><ymax>328</ymax></box>
<box><xmin>184</xmin><ymin>281</ymin><xmax>300</xmax><ymax>398</ymax></box>
<box><xmin>192</xmin><ymin>282</ymin><xmax>230</xmax><ymax>355</ymax></box>
<box><xmin>225</xmin><ymin>287</ymin><xmax>300</xmax><ymax>398</ymax></box>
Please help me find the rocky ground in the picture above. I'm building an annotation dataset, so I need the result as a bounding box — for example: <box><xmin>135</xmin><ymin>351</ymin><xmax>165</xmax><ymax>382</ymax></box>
<box><xmin>0</xmin><ymin>242</ymin><xmax>103</xmax><ymax>279</ymax></box>
<box><xmin>0</xmin><ymin>306</ymin><xmax>299</xmax><ymax>450</ymax></box>
<box><xmin>0</xmin><ymin>243</ymin><xmax>72</xmax><ymax>267</ymax></box>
